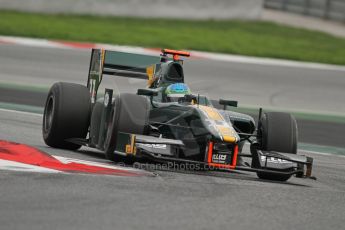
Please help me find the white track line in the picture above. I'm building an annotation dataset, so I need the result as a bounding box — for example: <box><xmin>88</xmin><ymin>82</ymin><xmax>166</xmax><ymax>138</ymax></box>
<box><xmin>0</xmin><ymin>159</ymin><xmax>60</xmax><ymax>173</ymax></box>
<box><xmin>1</xmin><ymin>35</ymin><xmax>344</xmax><ymax>71</ymax></box>
<box><xmin>0</xmin><ymin>108</ymin><xmax>43</xmax><ymax>117</ymax></box>
<box><xmin>0</xmin><ymin>35</ymin><xmax>70</xmax><ymax>49</ymax></box>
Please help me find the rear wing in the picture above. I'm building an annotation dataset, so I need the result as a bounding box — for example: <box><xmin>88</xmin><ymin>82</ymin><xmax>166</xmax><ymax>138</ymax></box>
<box><xmin>87</xmin><ymin>49</ymin><xmax>161</xmax><ymax>103</ymax></box>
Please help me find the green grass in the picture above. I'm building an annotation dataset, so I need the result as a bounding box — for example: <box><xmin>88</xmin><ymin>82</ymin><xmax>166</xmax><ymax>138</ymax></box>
<box><xmin>1</xmin><ymin>11</ymin><xmax>345</xmax><ymax>65</ymax></box>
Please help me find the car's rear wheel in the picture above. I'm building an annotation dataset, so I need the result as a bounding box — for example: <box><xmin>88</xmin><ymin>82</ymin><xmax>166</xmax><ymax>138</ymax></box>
<box><xmin>42</xmin><ymin>82</ymin><xmax>91</xmax><ymax>150</ymax></box>
<box><xmin>257</xmin><ymin>112</ymin><xmax>298</xmax><ymax>181</ymax></box>
<box><xmin>104</xmin><ymin>93</ymin><xmax>149</xmax><ymax>161</ymax></box>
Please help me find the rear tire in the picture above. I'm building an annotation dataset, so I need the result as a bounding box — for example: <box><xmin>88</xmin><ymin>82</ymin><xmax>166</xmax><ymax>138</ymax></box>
<box><xmin>104</xmin><ymin>93</ymin><xmax>149</xmax><ymax>161</ymax></box>
<box><xmin>257</xmin><ymin>112</ymin><xmax>298</xmax><ymax>181</ymax></box>
<box><xmin>42</xmin><ymin>82</ymin><xmax>91</xmax><ymax>150</ymax></box>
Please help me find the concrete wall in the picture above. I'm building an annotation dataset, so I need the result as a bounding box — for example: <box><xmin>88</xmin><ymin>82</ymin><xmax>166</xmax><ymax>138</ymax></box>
<box><xmin>0</xmin><ymin>0</ymin><xmax>263</xmax><ymax>20</ymax></box>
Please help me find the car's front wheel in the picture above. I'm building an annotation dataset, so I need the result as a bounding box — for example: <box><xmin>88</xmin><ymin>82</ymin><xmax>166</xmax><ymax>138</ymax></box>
<box><xmin>257</xmin><ymin>112</ymin><xmax>298</xmax><ymax>181</ymax></box>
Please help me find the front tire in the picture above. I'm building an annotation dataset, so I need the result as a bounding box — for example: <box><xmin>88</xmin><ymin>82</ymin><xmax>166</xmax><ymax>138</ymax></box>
<box><xmin>42</xmin><ymin>82</ymin><xmax>91</xmax><ymax>150</ymax></box>
<box><xmin>257</xmin><ymin>112</ymin><xmax>298</xmax><ymax>181</ymax></box>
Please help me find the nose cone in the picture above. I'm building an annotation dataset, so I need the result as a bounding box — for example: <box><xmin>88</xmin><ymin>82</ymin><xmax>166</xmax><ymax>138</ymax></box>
<box><xmin>223</xmin><ymin>135</ymin><xmax>237</xmax><ymax>143</ymax></box>
<box><xmin>217</xmin><ymin>125</ymin><xmax>239</xmax><ymax>143</ymax></box>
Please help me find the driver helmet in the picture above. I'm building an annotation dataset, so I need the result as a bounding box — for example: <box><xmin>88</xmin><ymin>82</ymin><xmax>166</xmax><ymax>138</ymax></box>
<box><xmin>165</xmin><ymin>83</ymin><xmax>191</xmax><ymax>102</ymax></box>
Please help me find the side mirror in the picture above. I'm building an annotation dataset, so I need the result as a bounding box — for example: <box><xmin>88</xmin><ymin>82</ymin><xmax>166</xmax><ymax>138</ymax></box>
<box><xmin>219</xmin><ymin>99</ymin><xmax>238</xmax><ymax>109</ymax></box>
<box><xmin>137</xmin><ymin>88</ymin><xmax>158</xmax><ymax>97</ymax></box>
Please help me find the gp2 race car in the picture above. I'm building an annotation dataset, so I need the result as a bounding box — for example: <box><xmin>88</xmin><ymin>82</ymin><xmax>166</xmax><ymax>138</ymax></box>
<box><xmin>42</xmin><ymin>48</ymin><xmax>313</xmax><ymax>181</ymax></box>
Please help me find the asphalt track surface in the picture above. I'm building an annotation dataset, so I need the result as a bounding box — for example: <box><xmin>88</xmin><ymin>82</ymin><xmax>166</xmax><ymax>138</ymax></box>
<box><xmin>1</xmin><ymin>44</ymin><xmax>345</xmax><ymax>230</ymax></box>
<box><xmin>0</xmin><ymin>86</ymin><xmax>345</xmax><ymax>148</ymax></box>
<box><xmin>1</xmin><ymin>44</ymin><xmax>345</xmax><ymax>114</ymax></box>
<box><xmin>1</xmin><ymin>108</ymin><xmax>345</xmax><ymax>230</ymax></box>
<box><xmin>1</xmin><ymin>86</ymin><xmax>345</xmax><ymax>148</ymax></box>
<box><xmin>1</xmin><ymin>44</ymin><xmax>345</xmax><ymax>148</ymax></box>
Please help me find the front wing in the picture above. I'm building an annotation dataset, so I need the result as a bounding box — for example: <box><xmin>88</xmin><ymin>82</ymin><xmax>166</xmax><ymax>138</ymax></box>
<box><xmin>112</xmin><ymin>132</ymin><xmax>314</xmax><ymax>179</ymax></box>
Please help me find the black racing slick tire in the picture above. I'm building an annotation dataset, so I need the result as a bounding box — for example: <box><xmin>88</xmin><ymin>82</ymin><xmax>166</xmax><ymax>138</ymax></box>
<box><xmin>42</xmin><ymin>82</ymin><xmax>91</xmax><ymax>150</ymax></box>
<box><xmin>104</xmin><ymin>93</ymin><xmax>149</xmax><ymax>161</ymax></box>
<box><xmin>257</xmin><ymin>112</ymin><xmax>298</xmax><ymax>181</ymax></box>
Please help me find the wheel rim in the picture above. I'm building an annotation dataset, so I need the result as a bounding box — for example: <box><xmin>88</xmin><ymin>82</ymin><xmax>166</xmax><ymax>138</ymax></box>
<box><xmin>44</xmin><ymin>96</ymin><xmax>54</xmax><ymax>133</ymax></box>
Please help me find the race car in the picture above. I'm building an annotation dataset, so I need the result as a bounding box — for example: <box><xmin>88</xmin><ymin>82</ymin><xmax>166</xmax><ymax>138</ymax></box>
<box><xmin>42</xmin><ymin>48</ymin><xmax>313</xmax><ymax>181</ymax></box>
